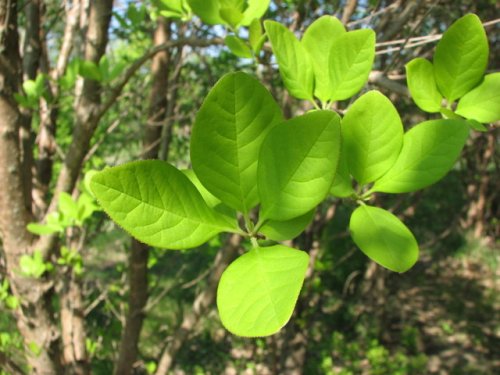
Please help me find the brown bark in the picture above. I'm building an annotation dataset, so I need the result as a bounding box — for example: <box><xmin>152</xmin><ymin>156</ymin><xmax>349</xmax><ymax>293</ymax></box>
<box><xmin>341</xmin><ymin>0</ymin><xmax>358</xmax><ymax>25</ymax></box>
<box><xmin>155</xmin><ymin>234</ymin><xmax>242</xmax><ymax>375</ymax></box>
<box><xmin>114</xmin><ymin>17</ymin><xmax>171</xmax><ymax>375</ymax></box>
<box><xmin>49</xmin><ymin>0</ymin><xmax>113</xmax><ymax>212</ymax></box>
<box><xmin>33</xmin><ymin>0</ymin><xmax>81</xmax><ymax>216</ymax></box>
<box><xmin>0</xmin><ymin>1</ymin><xmax>62</xmax><ymax>373</ymax></box>
<box><xmin>60</xmin><ymin>230</ymin><xmax>90</xmax><ymax>375</ymax></box>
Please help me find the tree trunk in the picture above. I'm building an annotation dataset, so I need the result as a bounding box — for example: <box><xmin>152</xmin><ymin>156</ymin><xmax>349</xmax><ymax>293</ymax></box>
<box><xmin>0</xmin><ymin>1</ymin><xmax>62</xmax><ymax>372</ymax></box>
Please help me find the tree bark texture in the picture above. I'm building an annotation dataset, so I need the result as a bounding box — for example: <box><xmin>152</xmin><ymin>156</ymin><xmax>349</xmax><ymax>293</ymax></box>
<box><xmin>50</xmin><ymin>0</ymin><xmax>113</xmax><ymax>211</ymax></box>
<box><xmin>0</xmin><ymin>1</ymin><xmax>62</xmax><ymax>373</ymax></box>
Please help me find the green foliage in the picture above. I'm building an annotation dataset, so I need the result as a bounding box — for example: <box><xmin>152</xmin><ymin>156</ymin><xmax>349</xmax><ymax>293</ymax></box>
<box><xmin>405</xmin><ymin>58</ymin><xmax>442</xmax><ymax>113</ymax></box>
<box><xmin>191</xmin><ymin>72</ymin><xmax>283</xmax><ymax>214</ymax></box>
<box><xmin>349</xmin><ymin>205</ymin><xmax>419</xmax><ymax>273</ymax></box>
<box><xmin>328</xmin><ymin>29</ymin><xmax>375</xmax><ymax>101</ymax></box>
<box><xmin>406</xmin><ymin>13</ymin><xmax>499</xmax><ymax>126</ymax></box>
<box><xmin>19</xmin><ymin>250</ymin><xmax>54</xmax><ymax>278</ymax></box>
<box><xmin>301</xmin><ymin>15</ymin><xmax>346</xmax><ymax>103</ymax></box>
<box><xmin>264</xmin><ymin>20</ymin><xmax>314</xmax><ymax>100</ymax></box>
<box><xmin>456</xmin><ymin>73</ymin><xmax>500</xmax><ymax>123</ymax></box>
<box><xmin>90</xmin><ymin>160</ymin><xmax>239</xmax><ymax>249</ymax></box>
<box><xmin>14</xmin><ymin>74</ymin><xmax>48</xmax><ymax>109</ymax></box>
<box><xmin>371</xmin><ymin>119</ymin><xmax>469</xmax><ymax>194</ymax></box>
<box><xmin>342</xmin><ymin>91</ymin><xmax>403</xmax><ymax>184</ymax></box>
<box><xmin>0</xmin><ymin>280</ymin><xmax>19</xmax><ymax>310</ymax></box>
<box><xmin>217</xmin><ymin>244</ymin><xmax>308</xmax><ymax>336</ymax></box>
<box><xmin>433</xmin><ymin>14</ymin><xmax>488</xmax><ymax>102</ymax></box>
<box><xmin>90</xmin><ymin>12</ymin><xmax>491</xmax><ymax>339</ymax></box>
<box><xmin>224</xmin><ymin>35</ymin><xmax>253</xmax><ymax>58</ymax></box>
<box><xmin>188</xmin><ymin>0</ymin><xmax>269</xmax><ymax>27</ymax></box>
<box><xmin>258</xmin><ymin>110</ymin><xmax>341</xmax><ymax>221</ymax></box>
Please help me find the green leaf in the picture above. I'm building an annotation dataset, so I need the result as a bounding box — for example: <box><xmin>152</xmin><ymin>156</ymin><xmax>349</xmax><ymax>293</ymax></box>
<box><xmin>220</xmin><ymin>7</ymin><xmax>244</xmax><ymax>28</ymax></box>
<box><xmin>182</xmin><ymin>169</ymin><xmax>236</xmax><ymax>220</ymax></box>
<box><xmin>466</xmin><ymin>119</ymin><xmax>487</xmax><ymax>132</ymax></box>
<box><xmin>260</xmin><ymin>209</ymin><xmax>315</xmax><ymax>241</ymax></box>
<box><xmin>433</xmin><ymin>14</ymin><xmax>488</xmax><ymax>102</ymax></box>
<box><xmin>371</xmin><ymin>120</ymin><xmax>469</xmax><ymax>193</ymax></box>
<box><xmin>264</xmin><ymin>20</ymin><xmax>314</xmax><ymax>100</ymax></box>
<box><xmin>241</xmin><ymin>0</ymin><xmax>270</xmax><ymax>26</ymax></box>
<box><xmin>79</xmin><ymin>60</ymin><xmax>102</xmax><ymax>81</ymax></box>
<box><xmin>224</xmin><ymin>35</ymin><xmax>253</xmax><ymax>58</ymax></box>
<box><xmin>187</xmin><ymin>0</ymin><xmax>224</xmax><ymax>24</ymax></box>
<box><xmin>329</xmin><ymin>29</ymin><xmax>375</xmax><ymax>101</ymax></box>
<box><xmin>330</xmin><ymin>153</ymin><xmax>354</xmax><ymax>198</ymax></box>
<box><xmin>217</xmin><ymin>244</ymin><xmax>309</xmax><ymax>336</ymax></box>
<box><xmin>349</xmin><ymin>205</ymin><xmax>418</xmax><ymax>273</ymax></box>
<box><xmin>191</xmin><ymin>72</ymin><xmax>283</xmax><ymax>214</ymax></box>
<box><xmin>456</xmin><ymin>73</ymin><xmax>500</xmax><ymax>123</ymax></box>
<box><xmin>59</xmin><ymin>192</ymin><xmax>78</xmax><ymax>221</ymax></box>
<box><xmin>342</xmin><ymin>91</ymin><xmax>403</xmax><ymax>184</ymax></box>
<box><xmin>249</xmin><ymin>18</ymin><xmax>263</xmax><ymax>52</ymax></box>
<box><xmin>90</xmin><ymin>160</ymin><xmax>238</xmax><ymax>249</ymax></box>
<box><xmin>258</xmin><ymin>110</ymin><xmax>341</xmax><ymax>221</ymax></box>
<box><xmin>301</xmin><ymin>15</ymin><xmax>346</xmax><ymax>103</ymax></box>
<box><xmin>26</xmin><ymin>223</ymin><xmax>63</xmax><ymax>235</ymax></box>
<box><xmin>406</xmin><ymin>58</ymin><xmax>442</xmax><ymax>113</ymax></box>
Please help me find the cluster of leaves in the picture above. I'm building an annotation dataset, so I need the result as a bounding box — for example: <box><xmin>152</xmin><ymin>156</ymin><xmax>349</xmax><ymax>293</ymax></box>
<box><xmin>89</xmin><ymin>12</ymin><xmax>498</xmax><ymax>339</ymax></box>
<box><xmin>406</xmin><ymin>14</ymin><xmax>500</xmax><ymax>128</ymax></box>
<box><xmin>23</xmin><ymin>180</ymin><xmax>100</xmax><ymax>278</ymax></box>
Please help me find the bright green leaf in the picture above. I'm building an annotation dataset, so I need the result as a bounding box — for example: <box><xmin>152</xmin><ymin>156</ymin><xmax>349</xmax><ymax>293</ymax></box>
<box><xmin>466</xmin><ymin>119</ymin><xmax>487</xmax><ymax>132</ymax></box>
<box><xmin>456</xmin><ymin>73</ymin><xmax>500</xmax><ymax>123</ymax></box>
<box><xmin>349</xmin><ymin>205</ymin><xmax>418</xmax><ymax>273</ymax></box>
<box><xmin>249</xmin><ymin>18</ymin><xmax>263</xmax><ymax>51</ymax></box>
<box><xmin>260</xmin><ymin>209</ymin><xmax>315</xmax><ymax>241</ymax></box>
<box><xmin>26</xmin><ymin>223</ymin><xmax>63</xmax><ymax>235</ymax></box>
<box><xmin>372</xmin><ymin>119</ymin><xmax>469</xmax><ymax>193</ymax></box>
<box><xmin>59</xmin><ymin>192</ymin><xmax>78</xmax><ymax>221</ymax></box>
<box><xmin>258</xmin><ymin>110</ymin><xmax>341</xmax><ymax>221</ymax></box>
<box><xmin>90</xmin><ymin>160</ymin><xmax>238</xmax><ymax>250</ymax></box>
<box><xmin>220</xmin><ymin>7</ymin><xmax>244</xmax><ymax>27</ymax></box>
<box><xmin>406</xmin><ymin>58</ymin><xmax>442</xmax><ymax>113</ymax></box>
<box><xmin>301</xmin><ymin>15</ymin><xmax>346</xmax><ymax>103</ymax></box>
<box><xmin>329</xmin><ymin>29</ymin><xmax>375</xmax><ymax>101</ymax></box>
<box><xmin>241</xmin><ymin>0</ymin><xmax>270</xmax><ymax>26</ymax></box>
<box><xmin>79</xmin><ymin>60</ymin><xmax>102</xmax><ymax>81</ymax></box>
<box><xmin>191</xmin><ymin>72</ymin><xmax>283</xmax><ymax>214</ymax></box>
<box><xmin>187</xmin><ymin>0</ymin><xmax>224</xmax><ymax>24</ymax></box>
<box><xmin>224</xmin><ymin>35</ymin><xmax>253</xmax><ymax>58</ymax></box>
<box><xmin>434</xmin><ymin>14</ymin><xmax>488</xmax><ymax>102</ymax></box>
<box><xmin>342</xmin><ymin>91</ymin><xmax>403</xmax><ymax>184</ymax></box>
<box><xmin>217</xmin><ymin>244</ymin><xmax>309</xmax><ymax>336</ymax></box>
<box><xmin>264</xmin><ymin>20</ymin><xmax>314</xmax><ymax>100</ymax></box>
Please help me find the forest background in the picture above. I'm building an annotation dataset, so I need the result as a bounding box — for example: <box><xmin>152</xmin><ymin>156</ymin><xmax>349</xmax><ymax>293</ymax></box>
<box><xmin>0</xmin><ymin>0</ymin><xmax>499</xmax><ymax>374</ymax></box>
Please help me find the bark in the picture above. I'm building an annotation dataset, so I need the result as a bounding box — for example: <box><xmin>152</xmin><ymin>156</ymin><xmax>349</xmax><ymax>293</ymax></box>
<box><xmin>341</xmin><ymin>0</ymin><xmax>358</xmax><ymax>25</ymax></box>
<box><xmin>154</xmin><ymin>234</ymin><xmax>242</xmax><ymax>375</ymax></box>
<box><xmin>0</xmin><ymin>1</ymin><xmax>62</xmax><ymax>373</ymax></box>
<box><xmin>114</xmin><ymin>17</ymin><xmax>171</xmax><ymax>375</ymax></box>
<box><xmin>49</xmin><ymin>0</ymin><xmax>113</xmax><ymax>212</ymax></box>
<box><xmin>60</xmin><ymin>230</ymin><xmax>90</xmax><ymax>375</ymax></box>
<box><xmin>33</xmin><ymin>0</ymin><xmax>81</xmax><ymax>216</ymax></box>
<box><xmin>19</xmin><ymin>0</ymin><xmax>42</xmax><ymax>213</ymax></box>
